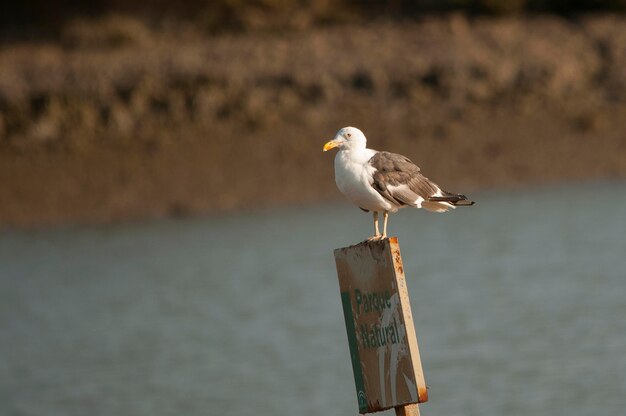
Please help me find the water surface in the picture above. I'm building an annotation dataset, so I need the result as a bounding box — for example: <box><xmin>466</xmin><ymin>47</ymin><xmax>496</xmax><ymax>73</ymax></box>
<box><xmin>1</xmin><ymin>182</ymin><xmax>626</xmax><ymax>416</ymax></box>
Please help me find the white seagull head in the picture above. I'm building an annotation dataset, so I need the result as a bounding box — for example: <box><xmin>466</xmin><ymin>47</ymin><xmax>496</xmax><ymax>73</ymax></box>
<box><xmin>323</xmin><ymin>126</ymin><xmax>367</xmax><ymax>152</ymax></box>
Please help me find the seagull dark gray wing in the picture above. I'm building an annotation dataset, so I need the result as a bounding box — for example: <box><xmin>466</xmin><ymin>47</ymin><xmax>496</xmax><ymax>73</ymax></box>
<box><xmin>368</xmin><ymin>151</ymin><xmax>440</xmax><ymax>207</ymax></box>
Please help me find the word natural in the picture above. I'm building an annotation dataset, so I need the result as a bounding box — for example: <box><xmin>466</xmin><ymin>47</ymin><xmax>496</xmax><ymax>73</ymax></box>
<box><xmin>359</xmin><ymin>318</ymin><xmax>401</xmax><ymax>349</ymax></box>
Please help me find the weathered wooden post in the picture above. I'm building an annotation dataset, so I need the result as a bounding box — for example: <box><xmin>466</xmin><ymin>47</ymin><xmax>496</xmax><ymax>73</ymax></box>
<box><xmin>334</xmin><ymin>237</ymin><xmax>427</xmax><ymax>416</ymax></box>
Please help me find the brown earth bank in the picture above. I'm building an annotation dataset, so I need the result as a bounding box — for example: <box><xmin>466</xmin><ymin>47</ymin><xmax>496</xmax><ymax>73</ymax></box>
<box><xmin>1</xmin><ymin>14</ymin><xmax>626</xmax><ymax>227</ymax></box>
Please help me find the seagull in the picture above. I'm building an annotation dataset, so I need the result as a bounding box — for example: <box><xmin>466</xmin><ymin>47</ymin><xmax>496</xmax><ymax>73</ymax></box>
<box><xmin>323</xmin><ymin>126</ymin><xmax>474</xmax><ymax>240</ymax></box>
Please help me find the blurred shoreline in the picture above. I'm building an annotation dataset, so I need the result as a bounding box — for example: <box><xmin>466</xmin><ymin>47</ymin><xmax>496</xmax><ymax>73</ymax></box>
<box><xmin>1</xmin><ymin>14</ymin><xmax>626</xmax><ymax>227</ymax></box>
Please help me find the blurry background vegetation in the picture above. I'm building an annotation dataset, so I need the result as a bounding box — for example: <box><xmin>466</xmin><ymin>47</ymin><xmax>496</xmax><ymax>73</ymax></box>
<box><xmin>1</xmin><ymin>1</ymin><xmax>625</xmax><ymax>226</ymax></box>
<box><xmin>2</xmin><ymin>0</ymin><xmax>626</xmax><ymax>40</ymax></box>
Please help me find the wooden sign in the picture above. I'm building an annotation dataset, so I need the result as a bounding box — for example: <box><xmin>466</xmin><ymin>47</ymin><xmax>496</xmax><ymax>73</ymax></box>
<box><xmin>334</xmin><ymin>237</ymin><xmax>427</xmax><ymax>415</ymax></box>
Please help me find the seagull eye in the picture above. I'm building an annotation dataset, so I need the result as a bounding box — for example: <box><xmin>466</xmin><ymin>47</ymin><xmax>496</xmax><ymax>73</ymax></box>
<box><xmin>346</xmin><ymin>133</ymin><xmax>352</xmax><ymax>138</ymax></box>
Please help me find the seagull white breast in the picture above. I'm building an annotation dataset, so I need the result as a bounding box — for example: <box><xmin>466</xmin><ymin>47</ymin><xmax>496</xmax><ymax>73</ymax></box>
<box><xmin>334</xmin><ymin>148</ymin><xmax>395</xmax><ymax>212</ymax></box>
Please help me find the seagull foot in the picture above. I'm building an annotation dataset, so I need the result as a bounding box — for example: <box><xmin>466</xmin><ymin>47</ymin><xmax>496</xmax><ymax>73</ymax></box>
<box><xmin>366</xmin><ymin>235</ymin><xmax>384</xmax><ymax>242</ymax></box>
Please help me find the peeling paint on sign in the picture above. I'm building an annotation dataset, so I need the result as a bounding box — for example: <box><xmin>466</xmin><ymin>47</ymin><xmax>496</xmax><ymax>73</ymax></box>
<box><xmin>334</xmin><ymin>237</ymin><xmax>427</xmax><ymax>414</ymax></box>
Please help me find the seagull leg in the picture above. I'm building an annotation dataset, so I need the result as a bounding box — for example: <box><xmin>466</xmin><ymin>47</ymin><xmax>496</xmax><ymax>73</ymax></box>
<box><xmin>367</xmin><ymin>212</ymin><xmax>381</xmax><ymax>241</ymax></box>
<box><xmin>382</xmin><ymin>211</ymin><xmax>389</xmax><ymax>238</ymax></box>
<box><xmin>373</xmin><ymin>211</ymin><xmax>380</xmax><ymax>237</ymax></box>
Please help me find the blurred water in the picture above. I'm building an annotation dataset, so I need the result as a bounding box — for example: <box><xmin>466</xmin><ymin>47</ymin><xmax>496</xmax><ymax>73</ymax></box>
<box><xmin>1</xmin><ymin>182</ymin><xmax>626</xmax><ymax>416</ymax></box>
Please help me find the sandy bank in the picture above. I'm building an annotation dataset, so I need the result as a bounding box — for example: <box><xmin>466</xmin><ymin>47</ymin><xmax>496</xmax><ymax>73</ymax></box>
<box><xmin>1</xmin><ymin>15</ymin><xmax>625</xmax><ymax>226</ymax></box>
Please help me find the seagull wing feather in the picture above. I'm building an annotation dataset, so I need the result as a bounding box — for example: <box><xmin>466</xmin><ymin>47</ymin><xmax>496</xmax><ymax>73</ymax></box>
<box><xmin>369</xmin><ymin>152</ymin><xmax>440</xmax><ymax>207</ymax></box>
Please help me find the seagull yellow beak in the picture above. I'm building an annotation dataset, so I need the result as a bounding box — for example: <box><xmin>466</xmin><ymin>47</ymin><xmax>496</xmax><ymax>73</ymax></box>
<box><xmin>323</xmin><ymin>139</ymin><xmax>340</xmax><ymax>152</ymax></box>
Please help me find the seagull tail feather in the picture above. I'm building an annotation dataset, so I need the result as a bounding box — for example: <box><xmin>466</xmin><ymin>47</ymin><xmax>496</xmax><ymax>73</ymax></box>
<box><xmin>428</xmin><ymin>192</ymin><xmax>475</xmax><ymax>207</ymax></box>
